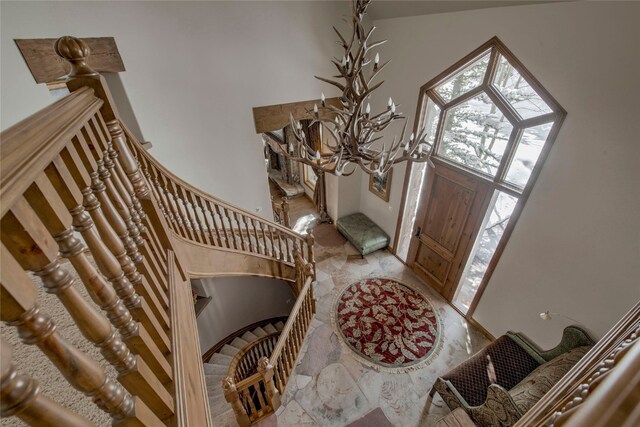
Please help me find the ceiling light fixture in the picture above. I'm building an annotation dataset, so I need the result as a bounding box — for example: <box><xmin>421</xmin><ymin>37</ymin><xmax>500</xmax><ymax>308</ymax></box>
<box><xmin>280</xmin><ymin>0</ymin><xmax>434</xmax><ymax>177</ymax></box>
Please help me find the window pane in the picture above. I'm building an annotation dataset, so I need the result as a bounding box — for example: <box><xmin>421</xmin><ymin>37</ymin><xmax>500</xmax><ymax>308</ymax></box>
<box><xmin>423</xmin><ymin>97</ymin><xmax>441</xmax><ymax>148</ymax></box>
<box><xmin>504</xmin><ymin>123</ymin><xmax>552</xmax><ymax>188</ymax></box>
<box><xmin>492</xmin><ymin>54</ymin><xmax>553</xmax><ymax>120</ymax></box>
<box><xmin>438</xmin><ymin>93</ymin><xmax>513</xmax><ymax>176</ymax></box>
<box><xmin>434</xmin><ymin>51</ymin><xmax>490</xmax><ymax>103</ymax></box>
<box><xmin>453</xmin><ymin>190</ymin><xmax>518</xmax><ymax>313</ymax></box>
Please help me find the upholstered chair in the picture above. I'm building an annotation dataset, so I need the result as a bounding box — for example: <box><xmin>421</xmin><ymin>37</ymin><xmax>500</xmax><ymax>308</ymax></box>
<box><xmin>430</xmin><ymin>325</ymin><xmax>595</xmax><ymax>427</ymax></box>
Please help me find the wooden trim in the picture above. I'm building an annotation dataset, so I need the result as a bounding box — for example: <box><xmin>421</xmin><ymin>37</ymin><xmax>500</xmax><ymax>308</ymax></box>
<box><xmin>400</xmin><ymin>36</ymin><xmax>567</xmax><ymax>318</ymax></box>
<box><xmin>466</xmin><ymin>111</ymin><xmax>566</xmax><ymax>316</ymax></box>
<box><xmin>14</xmin><ymin>37</ymin><xmax>125</xmax><ymax>84</ymax></box>
<box><xmin>168</xmin><ymin>250</ymin><xmax>213</xmax><ymax>427</ymax></box>
<box><xmin>368</xmin><ymin>167</ymin><xmax>393</xmax><ymax>202</ymax></box>
<box><xmin>0</xmin><ymin>87</ymin><xmax>102</xmax><ymax>217</ymax></box>
<box><xmin>515</xmin><ymin>300</ymin><xmax>640</xmax><ymax>426</ymax></box>
<box><xmin>201</xmin><ymin>316</ymin><xmax>289</xmax><ymax>363</ymax></box>
<box><xmin>252</xmin><ymin>98</ymin><xmax>341</xmax><ymax>134</ymax></box>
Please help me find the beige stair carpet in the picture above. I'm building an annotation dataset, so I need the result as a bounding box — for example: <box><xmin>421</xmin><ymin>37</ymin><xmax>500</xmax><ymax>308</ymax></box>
<box><xmin>205</xmin><ymin>321</ymin><xmax>285</xmax><ymax>426</ymax></box>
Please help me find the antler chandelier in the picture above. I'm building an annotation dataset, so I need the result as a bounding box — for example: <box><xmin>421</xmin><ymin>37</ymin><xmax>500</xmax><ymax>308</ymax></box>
<box><xmin>279</xmin><ymin>0</ymin><xmax>433</xmax><ymax>177</ymax></box>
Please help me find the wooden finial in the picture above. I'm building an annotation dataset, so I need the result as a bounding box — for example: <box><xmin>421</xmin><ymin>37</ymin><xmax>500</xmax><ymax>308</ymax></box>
<box><xmin>54</xmin><ymin>36</ymin><xmax>98</xmax><ymax>77</ymax></box>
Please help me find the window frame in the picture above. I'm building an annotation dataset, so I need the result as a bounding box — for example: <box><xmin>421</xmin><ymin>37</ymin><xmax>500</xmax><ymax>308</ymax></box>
<box><xmin>420</xmin><ymin>39</ymin><xmax>565</xmax><ymax>197</ymax></box>
<box><xmin>395</xmin><ymin>37</ymin><xmax>567</xmax><ymax>316</ymax></box>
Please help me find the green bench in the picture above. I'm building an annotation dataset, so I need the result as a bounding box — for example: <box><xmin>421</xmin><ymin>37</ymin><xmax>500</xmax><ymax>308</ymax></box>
<box><xmin>336</xmin><ymin>213</ymin><xmax>390</xmax><ymax>255</ymax></box>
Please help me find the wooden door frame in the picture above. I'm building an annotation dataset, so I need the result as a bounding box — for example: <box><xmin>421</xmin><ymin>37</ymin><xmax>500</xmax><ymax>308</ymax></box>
<box><xmin>393</xmin><ymin>36</ymin><xmax>567</xmax><ymax>318</ymax></box>
<box><xmin>407</xmin><ymin>158</ymin><xmax>494</xmax><ymax>301</ymax></box>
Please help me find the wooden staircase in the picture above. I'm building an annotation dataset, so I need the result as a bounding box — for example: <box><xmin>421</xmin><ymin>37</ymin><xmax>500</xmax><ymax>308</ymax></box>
<box><xmin>0</xmin><ymin>36</ymin><xmax>315</xmax><ymax>427</ymax></box>
<box><xmin>204</xmin><ymin>321</ymin><xmax>284</xmax><ymax>425</ymax></box>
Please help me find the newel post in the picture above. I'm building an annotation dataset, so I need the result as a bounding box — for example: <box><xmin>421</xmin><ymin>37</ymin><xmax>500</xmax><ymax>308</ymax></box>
<box><xmin>281</xmin><ymin>197</ymin><xmax>290</xmax><ymax>228</ymax></box>
<box><xmin>54</xmin><ymin>36</ymin><xmax>149</xmax><ymax>200</ymax></box>
<box><xmin>257</xmin><ymin>357</ymin><xmax>281</xmax><ymax>411</ymax></box>
<box><xmin>222</xmin><ymin>376</ymin><xmax>250</xmax><ymax>427</ymax></box>
<box><xmin>305</xmin><ymin>232</ymin><xmax>316</xmax><ymax>280</ymax></box>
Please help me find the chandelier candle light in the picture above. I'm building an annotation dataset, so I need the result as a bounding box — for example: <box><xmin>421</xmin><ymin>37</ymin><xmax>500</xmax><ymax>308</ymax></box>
<box><xmin>280</xmin><ymin>0</ymin><xmax>434</xmax><ymax>177</ymax></box>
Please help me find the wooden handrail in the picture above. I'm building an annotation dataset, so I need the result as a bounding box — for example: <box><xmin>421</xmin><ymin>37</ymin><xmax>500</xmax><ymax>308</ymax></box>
<box><xmin>227</xmin><ymin>332</ymin><xmax>280</xmax><ymax>383</ymax></box>
<box><xmin>1</xmin><ymin>35</ymin><xmax>318</xmax><ymax>427</ymax></box>
<box><xmin>0</xmin><ymin>87</ymin><xmax>101</xmax><ymax>217</ymax></box>
<box><xmin>122</xmin><ymin>123</ymin><xmax>306</xmax><ymax>244</ymax></box>
<box><xmin>515</xmin><ymin>300</ymin><xmax>640</xmax><ymax>427</ymax></box>
<box><xmin>269</xmin><ymin>276</ymin><xmax>313</xmax><ymax>366</ymax></box>
<box><xmin>0</xmin><ymin>36</ymin><xmax>211</xmax><ymax>427</ymax></box>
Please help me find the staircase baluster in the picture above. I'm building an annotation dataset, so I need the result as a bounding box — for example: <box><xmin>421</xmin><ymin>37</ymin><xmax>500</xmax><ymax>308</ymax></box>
<box><xmin>250</xmin><ymin>218</ymin><xmax>262</xmax><ymax>255</ymax></box>
<box><xmin>0</xmin><ymin>337</ymin><xmax>93</xmax><ymax>427</ymax></box>
<box><xmin>86</xmin><ymin>171</ymin><xmax>170</xmax><ymax>327</ymax></box>
<box><xmin>267</xmin><ymin>226</ymin><xmax>276</xmax><ymax>258</ymax></box>
<box><xmin>170</xmin><ymin>181</ymin><xmax>196</xmax><ymax>241</ymax></box>
<box><xmin>0</xmin><ymin>236</ymin><xmax>148</xmax><ymax>425</ymax></box>
<box><xmin>222</xmin><ymin>377</ymin><xmax>251</xmax><ymax>427</ymax></box>
<box><xmin>197</xmin><ymin>195</ymin><xmax>221</xmax><ymax>246</ymax></box>
<box><xmin>46</xmin><ymin>154</ymin><xmax>171</xmax><ymax>355</ymax></box>
<box><xmin>187</xmin><ymin>191</ymin><xmax>210</xmax><ymax>245</ymax></box>
<box><xmin>234</xmin><ymin>212</ymin><xmax>247</xmax><ymax>251</ymax></box>
<box><xmin>222</xmin><ymin>207</ymin><xmax>239</xmax><ymax>250</ymax></box>
<box><xmin>257</xmin><ymin>358</ymin><xmax>281</xmax><ymax>412</ymax></box>
<box><xmin>212</xmin><ymin>203</ymin><xmax>231</xmax><ymax>249</ymax></box>
<box><xmin>28</xmin><ymin>173</ymin><xmax>173</xmax><ymax>384</ymax></box>
<box><xmin>159</xmin><ymin>174</ymin><xmax>187</xmax><ymax>237</ymax></box>
<box><xmin>176</xmin><ymin>184</ymin><xmax>199</xmax><ymax>242</ymax></box>
<box><xmin>257</xmin><ymin>221</ymin><xmax>269</xmax><ymax>256</ymax></box>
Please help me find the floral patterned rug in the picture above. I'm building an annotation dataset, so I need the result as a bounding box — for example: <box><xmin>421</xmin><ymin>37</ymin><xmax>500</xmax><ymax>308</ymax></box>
<box><xmin>334</xmin><ymin>277</ymin><xmax>442</xmax><ymax>371</ymax></box>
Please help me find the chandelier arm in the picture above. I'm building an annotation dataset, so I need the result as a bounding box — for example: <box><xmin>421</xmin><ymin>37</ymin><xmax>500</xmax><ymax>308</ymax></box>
<box><xmin>332</xmin><ymin>26</ymin><xmax>348</xmax><ymax>49</ymax></box>
<box><xmin>314</xmin><ymin>75</ymin><xmax>346</xmax><ymax>92</ymax></box>
<box><xmin>359</xmin><ymin>80</ymin><xmax>385</xmax><ymax>100</ymax></box>
<box><xmin>368</xmin><ymin>59</ymin><xmax>390</xmax><ymax>83</ymax></box>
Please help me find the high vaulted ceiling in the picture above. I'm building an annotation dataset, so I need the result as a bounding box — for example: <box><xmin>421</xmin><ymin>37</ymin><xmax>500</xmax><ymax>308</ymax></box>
<box><xmin>367</xmin><ymin>1</ymin><xmax>564</xmax><ymax>21</ymax></box>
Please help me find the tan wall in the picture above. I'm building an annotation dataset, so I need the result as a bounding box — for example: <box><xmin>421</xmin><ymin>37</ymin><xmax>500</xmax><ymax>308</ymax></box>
<box><xmin>368</xmin><ymin>1</ymin><xmax>640</xmax><ymax>347</ymax></box>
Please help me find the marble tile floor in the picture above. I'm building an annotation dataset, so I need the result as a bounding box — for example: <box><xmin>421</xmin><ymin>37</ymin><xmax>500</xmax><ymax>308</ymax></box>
<box><xmin>255</xmin><ymin>226</ymin><xmax>490</xmax><ymax>427</ymax></box>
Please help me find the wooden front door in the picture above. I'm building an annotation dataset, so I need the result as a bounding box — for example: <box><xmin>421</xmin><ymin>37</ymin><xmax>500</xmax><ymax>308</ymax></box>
<box><xmin>407</xmin><ymin>159</ymin><xmax>492</xmax><ymax>301</ymax></box>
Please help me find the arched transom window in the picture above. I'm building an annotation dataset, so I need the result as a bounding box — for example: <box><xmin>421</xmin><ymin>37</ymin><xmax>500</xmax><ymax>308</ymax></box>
<box><xmin>419</xmin><ymin>37</ymin><xmax>565</xmax><ymax>192</ymax></box>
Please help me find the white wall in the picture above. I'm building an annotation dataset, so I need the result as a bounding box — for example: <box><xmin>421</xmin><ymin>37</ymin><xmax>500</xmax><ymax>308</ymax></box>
<box><xmin>0</xmin><ymin>0</ymin><xmax>347</xmax><ymax>216</ymax></box>
<box><xmin>194</xmin><ymin>276</ymin><xmax>294</xmax><ymax>353</ymax></box>
<box><xmin>371</xmin><ymin>2</ymin><xmax>640</xmax><ymax>346</ymax></box>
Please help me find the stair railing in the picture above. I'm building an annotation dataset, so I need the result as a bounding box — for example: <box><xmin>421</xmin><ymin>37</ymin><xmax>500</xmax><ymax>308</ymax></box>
<box><xmin>223</xmin><ymin>253</ymin><xmax>316</xmax><ymax>426</ymax></box>
<box><xmin>515</xmin><ymin>300</ymin><xmax>640</xmax><ymax>427</ymax></box>
<box><xmin>271</xmin><ymin>196</ymin><xmax>291</xmax><ymax>228</ymax></box>
<box><xmin>228</xmin><ymin>333</ymin><xmax>280</xmax><ymax>383</ymax></box>
<box><xmin>0</xmin><ymin>36</ymin><xmax>210</xmax><ymax>426</ymax></box>
<box><xmin>123</xmin><ymin>130</ymin><xmax>313</xmax><ymax>268</ymax></box>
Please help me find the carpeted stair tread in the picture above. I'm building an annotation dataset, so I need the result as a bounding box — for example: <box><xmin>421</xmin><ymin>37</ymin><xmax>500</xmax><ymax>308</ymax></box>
<box><xmin>203</xmin><ymin>363</ymin><xmax>228</xmax><ymax>376</ymax></box>
<box><xmin>230</xmin><ymin>337</ymin><xmax>250</xmax><ymax>349</ymax></box>
<box><xmin>203</xmin><ymin>363</ymin><xmax>228</xmax><ymax>375</ymax></box>
<box><xmin>211</xmin><ymin>408</ymin><xmax>237</xmax><ymax>427</ymax></box>
<box><xmin>241</xmin><ymin>331</ymin><xmax>259</xmax><ymax>341</ymax></box>
<box><xmin>219</xmin><ymin>344</ymin><xmax>240</xmax><ymax>357</ymax></box>
<box><xmin>274</xmin><ymin>321</ymin><xmax>285</xmax><ymax>331</ymax></box>
<box><xmin>209</xmin><ymin>387</ymin><xmax>224</xmax><ymax>400</ymax></box>
<box><xmin>205</xmin><ymin>375</ymin><xmax>226</xmax><ymax>392</ymax></box>
<box><xmin>210</xmin><ymin>353</ymin><xmax>233</xmax><ymax>366</ymax></box>
<box><xmin>252</xmin><ymin>326</ymin><xmax>268</xmax><ymax>338</ymax></box>
<box><xmin>262</xmin><ymin>323</ymin><xmax>278</xmax><ymax>334</ymax></box>
<box><xmin>210</xmin><ymin>395</ymin><xmax>232</xmax><ymax>417</ymax></box>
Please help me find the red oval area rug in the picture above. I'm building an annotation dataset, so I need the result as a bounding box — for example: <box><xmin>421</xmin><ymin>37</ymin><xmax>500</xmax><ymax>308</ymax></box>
<box><xmin>334</xmin><ymin>277</ymin><xmax>442</xmax><ymax>371</ymax></box>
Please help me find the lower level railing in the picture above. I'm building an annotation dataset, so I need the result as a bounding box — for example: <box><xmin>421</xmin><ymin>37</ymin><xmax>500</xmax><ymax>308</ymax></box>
<box><xmin>223</xmin><ymin>255</ymin><xmax>315</xmax><ymax>426</ymax></box>
<box><xmin>271</xmin><ymin>196</ymin><xmax>291</xmax><ymax>228</ymax></box>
